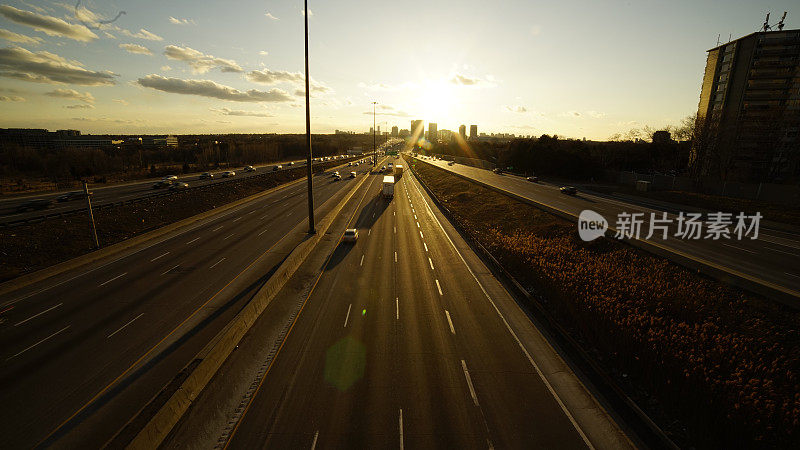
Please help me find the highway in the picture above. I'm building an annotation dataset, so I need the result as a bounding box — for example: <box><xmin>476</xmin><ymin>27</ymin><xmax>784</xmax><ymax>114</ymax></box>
<box><xmin>417</xmin><ymin>157</ymin><xmax>800</xmax><ymax>300</ymax></box>
<box><xmin>0</xmin><ymin>156</ymin><xmax>348</xmax><ymax>223</ymax></box>
<box><xmin>201</xmin><ymin>161</ymin><xmax>630</xmax><ymax>449</ymax></box>
<box><xmin>0</xmin><ymin>158</ymin><xmax>377</xmax><ymax>448</ymax></box>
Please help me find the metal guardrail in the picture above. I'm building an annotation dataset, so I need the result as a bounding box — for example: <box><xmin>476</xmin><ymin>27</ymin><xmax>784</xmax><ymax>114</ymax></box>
<box><xmin>407</xmin><ymin>156</ymin><xmax>678</xmax><ymax>450</ymax></box>
<box><xmin>0</xmin><ymin>158</ymin><xmax>359</xmax><ymax>228</ymax></box>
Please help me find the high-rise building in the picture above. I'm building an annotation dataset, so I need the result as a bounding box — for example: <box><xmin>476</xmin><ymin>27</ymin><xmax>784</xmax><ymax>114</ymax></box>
<box><xmin>391</xmin><ymin>126</ymin><xmax>398</xmax><ymax>137</ymax></box>
<box><xmin>469</xmin><ymin>125</ymin><xmax>478</xmax><ymax>139</ymax></box>
<box><xmin>428</xmin><ymin>123</ymin><xmax>438</xmax><ymax>141</ymax></box>
<box><xmin>411</xmin><ymin>120</ymin><xmax>424</xmax><ymax>139</ymax></box>
<box><xmin>693</xmin><ymin>29</ymin><xmax>800</xmax><ymax>182</ymax></box>
<box><xmin>377</xmin><ymin>125</ymin><xmax>380</xmax><ymax>134</ymax></box>
<box><xmin>459</xmin><ymin>124</ymin><xmax>466</xmax><ymax>140</ymax></box>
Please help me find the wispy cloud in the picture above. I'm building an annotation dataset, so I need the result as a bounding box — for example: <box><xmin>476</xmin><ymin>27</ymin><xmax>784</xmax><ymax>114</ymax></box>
<box><xmin>363</xmin><ymin>104</ymin><xmax>411</xmax><ymax>117</ymax></box>
<box><xmin>247</xmin><ymin>68</ymin><xmax>304</xmax><ymax>84</ymax></box>
<box><xmin>264</xmin><ymin>12</ymin><xmax>279</xmax><ymax>20</ymax></box>
<box><xmin>0</xmin><ymin>46</ymin><xmax>116</xmax><ymax>85</ymax></box>
<box><xmin>112</xmin><ymin>98</ymin><xmax>129</xmax><ymax>105</ymax></box>
<box><xmin>45</xmin><ymin>88</ymin><xmax>94</xmax><ymax>103</ymax></box>
<box><xmin>0</xmin><ymin>5</ymin><xmax>97</xmax><ymax>42</ymax></box>
<box><xmin>119</xmin><ymin>28</ymin><xmax>163</xmax><ymax>41</ymax></box>
<box><xmin>119</xmin><ymin>43</ymin><xmax>152</xmax><ymax>55</ymax></box>
<box><xmin>164</xmin><ymin>45</ymin><xmax>243</xmax><ymax>73</ymax></box>
<box><xmin>210</xmin><ymin>107</ymin><xmax>274</xmax><ymax>117</ymax></box>
<box><xmin>136</xmin><ymin>74</ymin><xmax>294</xmax><ymax>103</ymax></box>
<box><xmin>504</xmin><ymin>105</ymin><xmax>527</xmax><ymax>113</ymax></box>
<box><xmin>258</xmin><ymin>50</ymin><xmax>269</xmax><ymax>56</ymax></box>
<box><xmin>0</xmin><ymin>28</ymin><xmax>42</xmax><ymax>45</ymax></box>
<box><xmin>65</xmin><ymin>103</ymin><xmax>94</xmax><ymax>109</ymax></box>
<box><xmin>449</xmin><ymin>73</ymin><xmax>495</xmax><ymax>87</ymax></box>
<box><xmin>0</xmin><ymin>94</ymin><xmax>25</xmax><ymax>101</ymax></box>
<box><xmin>169</xmin><ymin>16</ymin><xmax>196</xmax><ymax>25</ymax></box>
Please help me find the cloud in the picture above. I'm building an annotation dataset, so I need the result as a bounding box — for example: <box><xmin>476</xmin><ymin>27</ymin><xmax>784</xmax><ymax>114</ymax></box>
<box><xmin>103</xmin><ymin>31</ymin><xmax>116</xmax><ymax>39</ymax></box>
<box><xmin>264</xmin><ymin>12</ymin><xmax>278</xmax><ymax>20</ymax></box>
<box><xmin>0</xmin><ymin>5</ymin><xmax>98</xmax><ymax>42</ymax></box>
<box><xmin>45</xmin><ymin>88</ymin><xmax>94</xmax><ymax>103</ymax></box>
<box><xmin>357</xmin><ymin>81</ymin><xmax>417</xmax><ymax>91</ymax></box>
<box><xmin>0</xmin><ymin>46</ymin><xmax>116</xmax><ymax>85</ymax></box>
<box><xmin>112</xmin><ymin>98</ymin><xmax>129</xmax><ymax>105</ymax></box>
<box><xmin>65</xmin><ymin>103</ymin><xmax>94</xmax><ymax>109</ymax></box>
<box><xmin>136</xmin><ymin>74</ymin><xmax>294</xmax><ymax>103</ymax></box>
<box><xmin>563</xmin><ymin>110</ymin><xmax>606</xmax><ymax>119</ymax></box>
<box><xmin>300</xmin><ymin>10</ymin><xmax>313</xmax><ymax>16</ymax></box>
<box><xmin>363</xmin><ymin>104</ymin><xmax>411</xmax><ymax>117</ymax></box>
<box><xmin>0</xmin><ymin>28</ymin><xmax>43</xmax><ymax>45</ymax></box>
<box><xmin>120</xmin><ymin>28</ymin><xmax>163</xmax><ymax>41</ymax></box>
<box><xmin>169</xmin><ymin>16</ymin><xmax>196</xmax><ymax>25</ymax></box>
<box><xmin>160</xmin><ymin>65</ymin><xmax>172</xmax><ymax>71</ymax></box>
<box><xmin>258</xmin><ymin>50</ymin><xmax>269</xmax><ymax>56</ymax></box>
<box><xmin>119</xmin><ymin>43</ymin><xmax>152</xmax><ymax>55</ymax></box>
<box><xmin>247</xmin><ymin>68</ymin><xmax>304</xmax><ymax>84</ymax></box>
<box><xmin>210</xmin><ymin>107</ymin><xmax>274</xmax><ymax>117</ymax></box>
<box><xmin>587</xmin><ymin>110</ymin><xmax>606</xmax><ymax>118</ymax></box>
<box><xmin>504</xmin><ymin>105</ymin><xmax>527</xmax><ymax>113</ymax></box>
<box><xmin>0</xmin><ymin>95</ymin><xmax>25</xmax><ymax>101</ymax></box>
<box><xmin>449</xmin><ymin>73</ymin><xmax>495</xmax><ymax>87</ymax></box>
<box><xmin>164</xmin><ymin>45</ymin><xmax>243</xmax><ymax>73</ymax></box>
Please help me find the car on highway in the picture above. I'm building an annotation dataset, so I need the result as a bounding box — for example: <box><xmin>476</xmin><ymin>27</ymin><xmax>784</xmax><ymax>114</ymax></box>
<box><xmin>56</xmin><ymin>191</ymin><xmax>83</xmax><ymax>202</ymax></box>
<box><xmin>272</xmin><ymin>165</ymin><xmax>282</xmax><ymax>171</ymax></box>
<box><xmin>350</xmin><ymin>171</ymin><xmax>357</xmax><ymax>178</ymax></box>
<box><xmin>244</xmin><ymin>165</ymin><xmax>256</xmax><ymax>172</ymax></box>
<box><xmin>333</xmin><ymin>173</ymin><xmax>341</xmax><ymax>181</ymax></box>
<box><xmin>199</xmin><ymin>172</ymin><xmax>214</xmax><ymax>180</ymax></box>
<box><xmin>288</xmin><ymin>161</ymin><xmax>295</xmax><ymax>166</ymax></box>
<box><xmin>527</xmin><ymin>176</ymin><xmax>539</xmax><ymax>183</ymax></box>
<box><xmin>332</xmin><ymin>171</ymin><xmax>340</xmax><ymax>177</ymax></box>
<box><xmin>343</xmin><ymin>228</ymin><xmax>358</xmax><ymax>243</ymax></box>
<box><xmin>16</xmin><ymin>198</ymin><xmax>54</xmax><ymax>212</ymax></box>
<box><xmin>560</xmin><ymin>186</ymin><xmax>578</xmax><ymax>195</ymax></box>
<box><xmin>152</xmin><ymin>179</ymin><xmax>174</xmax><ymax>189</ymax></box>
<box><xmin>222</xmin><ymin>171</ymin><xmax>236</xmax><ymax>178</ymax></box>
<box><xmin>448</xmin><ymin>161</ymin><xmax>455</xmax><ymax>166</ymax></box>
<box><xmin>493</xmin><ymin>168</ymin><xmax>504</xmax><ymax>174</ymax></box>
<box><xmin>381</xmin><ymin>165</ymin><xmax>387</xmax><ymax>172</ymax></box>
<box><xmin>169</xmin><ymin>182</ymin><xmax>190</xmax><ymax>191</ymax></box>
<box><xmin>348</xmin><ymin>162</ymin><xmax>353</xmax><ymax>166</ymax></box>
<box><xmin>162</xmin><ymin>175</ymin><xmax>178</xmax><ymax>182</ymax></box>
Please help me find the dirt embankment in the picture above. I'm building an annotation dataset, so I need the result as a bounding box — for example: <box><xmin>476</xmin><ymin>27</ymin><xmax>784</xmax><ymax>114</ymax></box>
<box><xmin>411</xmin><ymin>158</ymin><xmax>800</xmax><ymax>449</ymax></box>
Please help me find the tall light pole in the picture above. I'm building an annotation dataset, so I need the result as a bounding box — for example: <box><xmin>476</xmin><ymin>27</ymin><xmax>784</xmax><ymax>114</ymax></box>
<box><xmin>372</xmin><ymin>101</ymin><xmax>377</xmax><ymax>167</ymax></box>
<box><xmin>304</xmin><ymin>0</ymin><xmax>315</xmax><ymax>234</ymax></box>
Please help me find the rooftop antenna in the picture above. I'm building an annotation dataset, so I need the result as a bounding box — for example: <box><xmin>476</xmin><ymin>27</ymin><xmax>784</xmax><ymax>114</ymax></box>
<box><xmin>762</xmin><ymin>12</ymin><xmax>772</xmax><ymax>32</ymax></box>
<box><xmin>716</xmin><ymin>33</ymin><xmax>721</xmax><ymax>46</ymax></box>
<box><xmin>777</xmin><ymin>11</ymin><xmax>787</xmax><ymax>31</ymax></box>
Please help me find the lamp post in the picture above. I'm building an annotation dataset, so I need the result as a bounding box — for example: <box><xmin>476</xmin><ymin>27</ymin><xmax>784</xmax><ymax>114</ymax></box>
<box><xmin>372</xmin><ymin>101</ymin><xmax>377</xmax><ymax>167</ymax></box>
<box><xmin>304</xmin><ymin>0</ymin><xmax>315</xmax><ymax>234</ymax></box>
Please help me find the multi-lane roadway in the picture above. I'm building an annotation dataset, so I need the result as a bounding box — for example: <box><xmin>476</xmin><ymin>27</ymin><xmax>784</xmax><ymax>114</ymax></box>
<box><xmin>418</xmin><ymin>156</ymin><xmax>800</xmax><ymax>300</ymax></box>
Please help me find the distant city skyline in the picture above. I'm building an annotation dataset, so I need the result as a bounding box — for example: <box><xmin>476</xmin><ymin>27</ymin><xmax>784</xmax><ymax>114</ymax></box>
<box><xmin>0</xmin><ymin>0</ymin><xmax>796</xmax><ymax>139</ymax></box>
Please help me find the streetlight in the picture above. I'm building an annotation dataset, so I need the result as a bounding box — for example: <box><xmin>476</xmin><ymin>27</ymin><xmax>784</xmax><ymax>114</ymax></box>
<box><xmin>304</xmin><ymin>0</ymin><xmax>315</xmax><ymax>234</ymax></box>
<box><xmin>372</xmin><ymin>101</ymin><xmax>377</xmax><ymax>167</ymax></box>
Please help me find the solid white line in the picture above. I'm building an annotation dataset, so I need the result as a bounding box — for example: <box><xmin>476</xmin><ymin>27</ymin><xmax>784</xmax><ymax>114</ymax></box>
<box><xmin>408</xmin><ymin>173</ymin><xmax>595</xmax><ymax>449</ymax></box>
<box><xmin>424</xmin><ymin>243</ymin><xmax>428</xmax><ymax>252</ymax></box>
<box><xmin>764</xmin><ymin>246</ymin><xmax>799</xmax><ymax>257</ymax></box>
<box><xmin>212</xmin><ymin>226</ymin><xmax>223</xmax><ymax>232</ymax></box>
<box><xmin>209</xmin><ymin>258</ymin><xmax>225</xmax><ymax>269</ymax></box>
<box><xmin>224</xmin><ymin>233</ymin><xmax>235</xmax><ymax>240</ymax></box>
<box><xmin>99</xmin><ymin>272</ymin><xmax>127</xmax><ymax>287</ymax></box>
<box><xmin>429</xmin><ymin>258</ymin><xmax>435</xmax><ymax>270</ymax></box>
<box><xmin>399</xmin><ymin>409</ymin><xmax>404</xmax><ymax>450</ymax></box>
<box><xmin>107</xmin><ymin>313</ymin><xmax>144</xmax><ymax>338</ymax></box>
<box><xmin>461</xmin><ymin>359</ymin><xmax>479</xmax><ymax>406</ymax></box>
<box><xmin>311</xmin><ymin>430</ymin><xmax>319</xmax><ymax>450</ymax></box>
<box><xmin>394</xmin><ymin>252</ymin><xmax>397</xmax><ymax>263</ymax></box>
<box><xmin>232</xmin><ymin>217</ymin><xmax>242</xmax><ymax>222</ymax></box>
<box><xmin>344</xmin><ymin>303</ymin><xmax>352</xmax><ymax>327</ymax></box>
<box><xmin>161</xmin><ymin>264</ymin><xmax>179</xmax><ymax>276</ymax></box>
<box><xmin>445</xmin><ymin>310</ymin><xmax>455</xmax><ymax>334</ymax></box>
<box><xmin>150</xmin><ymin>252</ymin><xmax>169</xmax><ymax>262</ymax></box>
<box><xmin>186</xmin><ymin>237</ymin><xmax>200</xmax><ymax>245</ymax></box>
<box><xmin>15</xmin><ymin>303</ymin><xmax>62</xmax><ymax>327</ymax></box>
<box><xmin>435</xmin><ymin>279</ymin><xmax>443</xmax><ymax>296</ymax></box>
<box><xmin>396</xmin><ymin>297</ymin><xmax>399</xmax><ymax>320</ymax></box>
<box><xmin>360</xmin><ymin>255</ymin><xmax>365</xmax><ymax>266</ymax></box>
<box><xmin>7</xmin><ymin>325</ymin><xmax>70</xmax><ymax>361</ymax></box>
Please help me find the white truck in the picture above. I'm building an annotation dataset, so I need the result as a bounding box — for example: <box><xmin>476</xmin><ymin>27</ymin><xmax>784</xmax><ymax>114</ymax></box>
<box><xmin>393</xmin><ymin>164</ymin><xmax>403</xmax><ymax>178</ymax></box>
<box><xmin>382</xmin><ymin>175</ymin><xmax>395</xmax><ymax>198</ymax></box>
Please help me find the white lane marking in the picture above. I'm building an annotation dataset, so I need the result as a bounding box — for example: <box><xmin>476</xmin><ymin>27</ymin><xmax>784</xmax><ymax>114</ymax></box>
<box><xmin>150</xmin><ymin>252</ymin><xmax>169</xmax><ymax>262</ymax></box>
<box><xmin>232</xmin><ymin>217</ymin><xmax>242</xmax><ymax>222</ymax></box>
<box><xmin>311</xmin><ymin>430</ymin><xmax>319</xmax><ymax>450</ymax></box>
<box><xmin>416</xmin><ymin>222</ymin><xmax>420</xmax><ymax>228</ymax></box>
<box><xmin>424</xmin><ymin>243</ymin><xmax>428</xmax><ymax>252</ymax></box>
<box><xmin>161</xmin><ymin>264</ymin><xmax>179</xmax><ymax>276</ymax></box>
<box><xmin>212</xmin><ymin>226</ymin><xmax>223</xmax><ymax>232</ymax></box>
<box><xmin>414</xmin><ymin>214</ymin><xmax>417</xmax><ymax>220</ymax></box>
<box><xmin>257</xmin><ymin>228</ymin><xmax>269</xmax><ymax>237</ymax></box>
<box><xmin>186</xmin><ymin>237</ymin><xmax>200</xmax><ymax>245</ymax></box>
<box><xmin>720</xmin><ymin>242</ymin><xmax>758</xmax><ymax>254</ymax></box>
<box><xmin>372</xmin><ymin>212</ymin><xmax>375</xmax><ymax>218</ymax></box>
<box><xmin>420</xmin><ymin>231</ymin><xmax>424</xmax><ymax>239</ymax></box>
<box><xmin>394</xmin><ymin>252</ymin><xmax>398</xmax><ymax>263</ymax></box>
<box><xmin>15</xmin><ymin>303</ymin><xmax>62</xmax><ymax>327</ymax></box>
<box><xmin>460</xmin><ymin>359</ymin><xmax>479</xmax><ymax>406</ymax></box>
<box><xmin>396</xmin><ymin>297</ymin><xmax>399</xmax><ymax>320</ymax></box>
<box><xmin>429</xmin><ymin>258</ymin><xmax>435</xmax><ymax>270</ymax></box>
<box><xmin>7</xmin><ymin>325</ymin><xmax>70</xmax><ymax>361</ymax></box>
<box><xmin>247</xmin><ymin>210</ymin><xmax>256</xmax><ymax>215</ymax></box>
<box><xmin>360</xmin><ymin>255</ymin><xmax>365</xmax><ymax>266</ymax></box>
<box><xmin>763</xmin><ymin>246</ymin><xmax>799</xmax><ymax>257</ymax></box>
<box><xmin>368</xmin><ymin>229</ymin><xmax>371</xmax><ymax>235</ymax></box>
<box><xmin>344</xmin><ymin>303</ymin><xmax>352</xmax><ymax>328</ymax></box>
<box><xmin>107</xmin><ymin>313</ymin><xmax>144</xmax><ymax>338</ymax></box>
<box><xmin>785</xmin><ymin>272</ymin><xmax>800</xmax><ymax>278</ymax></box>
<box><xmin>408</xmin><ymin>173</ymin><xmax>595</xmax><ymax>449</ymax></box>
<box><xmin>399</xmin><ymin>409</ymin><xmax>404</xmax><ymax>450</ymax></box>
<box><xmin>435</xmin><ymin>279</ymin><xmax>443</xmax><ymax>296</ymax></box>
<box><xmin>394</xmin><ymin>226</ymin><xmax>396</xmax><ymax>234</ymax></box>
<box><xmin>224</xmin><ymin>233</ymin><xmax>235</xmax><ymax>240</ymax></box>
<box><xmin>393</xmin><ymin>211</ymin><xmax>395</xmax><ymax>216</ymax></box>
<box><xmin>99</xmin><ymin>272</ymin><xmax>127</xmax><ymax>287</ymax></box>
<box><xmin>445</xmin><ymin>310</ymin><xmax>455</xmax><ymax>334</ymax></box>
<box><xmin>209</xmin><ymin>257</ymin><xmax>226</xmax><ymax>269</ymax></box>
<box><xmin>260</xmin><ymin>215</ymin><xmax>269</xmax><ymax>220</ymax></box>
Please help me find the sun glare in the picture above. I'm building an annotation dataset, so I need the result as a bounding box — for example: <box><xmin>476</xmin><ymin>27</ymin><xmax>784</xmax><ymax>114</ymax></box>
<box><xmin>420</xmin><ymin>80</ymin><xmax>456</xmax><ymax>125</ymax></box>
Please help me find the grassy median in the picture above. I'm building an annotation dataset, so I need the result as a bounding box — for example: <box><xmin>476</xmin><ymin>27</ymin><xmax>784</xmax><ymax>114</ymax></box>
<box><xmin>411</xmin><ymin>158</ymin><xmax>800</xmax><ymax>449</ymax></box>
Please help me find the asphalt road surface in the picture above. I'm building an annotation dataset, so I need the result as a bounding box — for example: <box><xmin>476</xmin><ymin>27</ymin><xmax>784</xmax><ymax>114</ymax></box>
<box><xmin>0</xmin><ymin>158</ymin><xmax>381</xmax><ymax>448</ymax></box>
<box><xmin>418</xmin><ymin>157</ymin><xmax>800</xmax><ymax>300</ymax></box>
<box><xmin>221</xmin><ymin>163</ymin><xmax>622</xmax><ymax>449</ymax></box>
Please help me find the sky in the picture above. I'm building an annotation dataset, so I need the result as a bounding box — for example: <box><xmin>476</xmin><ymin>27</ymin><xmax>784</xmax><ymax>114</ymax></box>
<box><xmin>0</xmin><ymin>0</ymin><xmax>794</xmax><ymax>139</ymax></box>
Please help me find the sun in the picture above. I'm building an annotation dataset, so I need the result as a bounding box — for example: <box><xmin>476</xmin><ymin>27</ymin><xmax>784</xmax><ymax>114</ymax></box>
<box><xmin>420</xmin><ymin>80</ymin><xmax>456</xmax><ymax>125</ymax></box>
